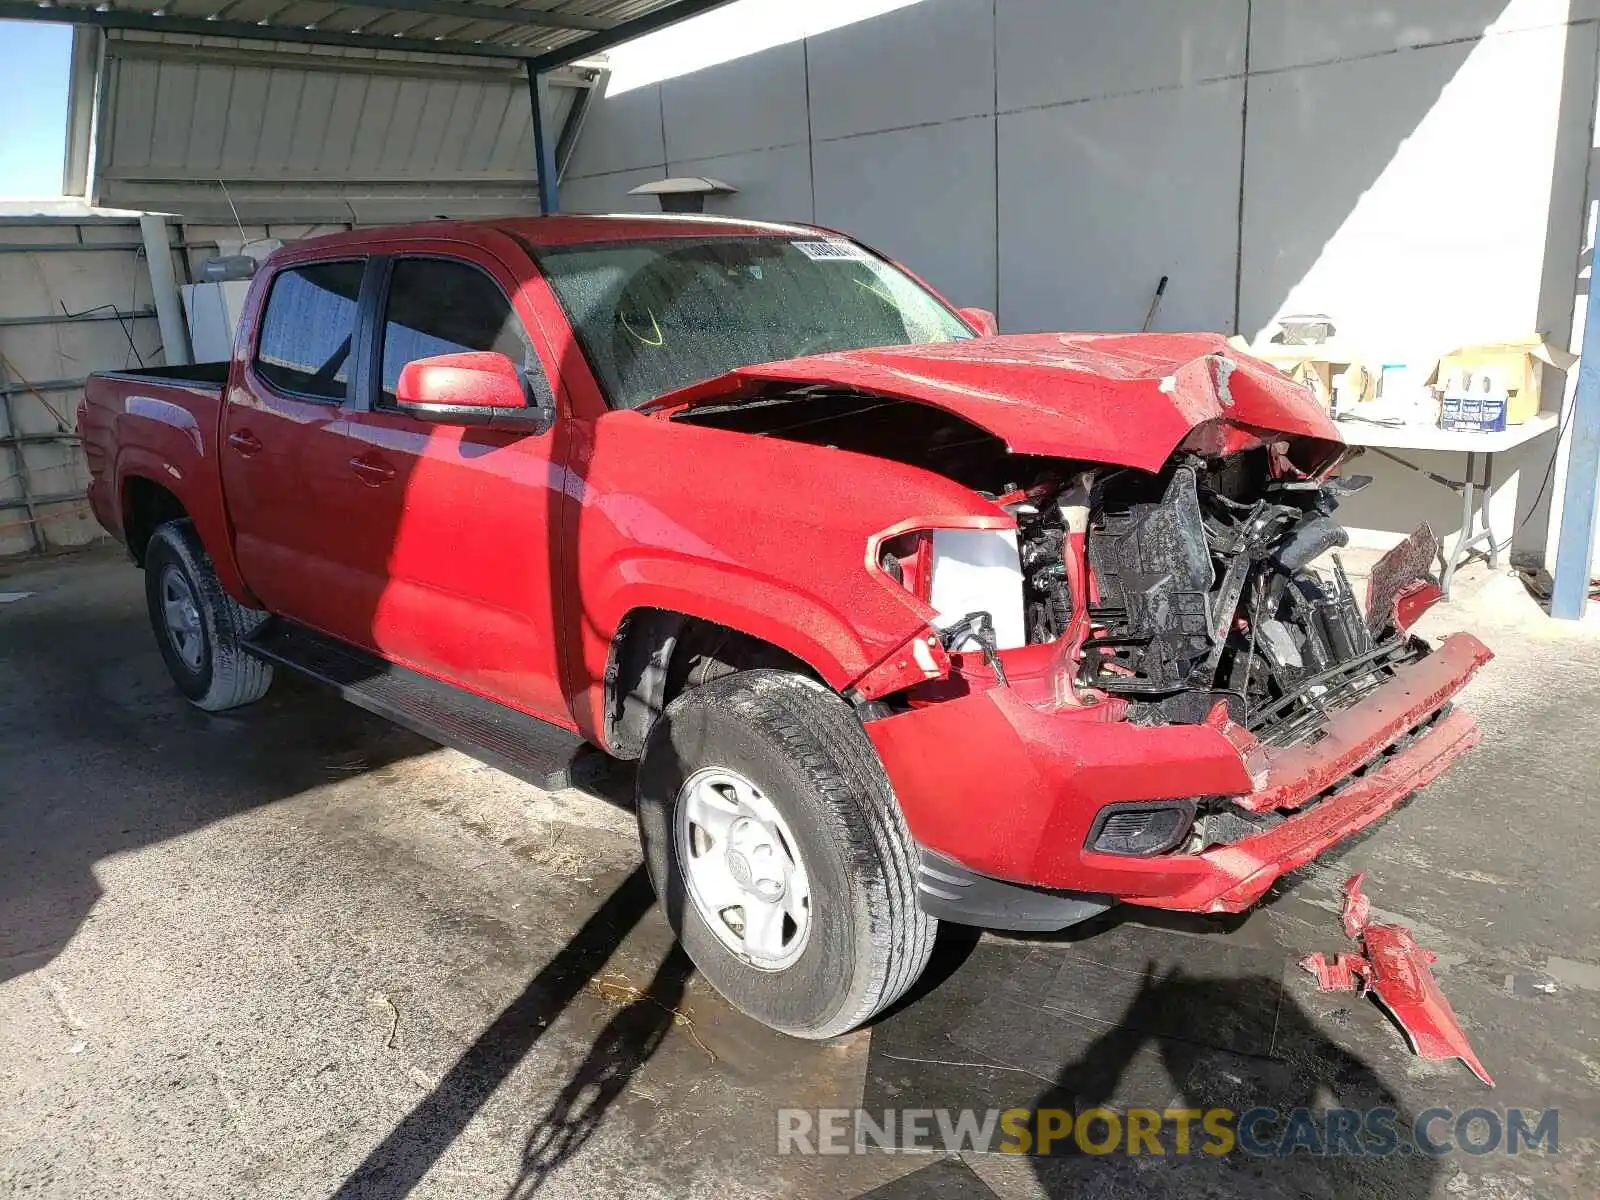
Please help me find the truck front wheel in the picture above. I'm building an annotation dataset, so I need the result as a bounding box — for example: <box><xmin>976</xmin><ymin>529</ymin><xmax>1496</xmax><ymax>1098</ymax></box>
<box><xmin>144</xmin><ymin>519</ymin><xmax>273</xmax><ymax>711</ymax></box>
<box><xmin>636</xmin><ymin>670</ymin><xmax>935</xmax><ymax>1039</ymax></box>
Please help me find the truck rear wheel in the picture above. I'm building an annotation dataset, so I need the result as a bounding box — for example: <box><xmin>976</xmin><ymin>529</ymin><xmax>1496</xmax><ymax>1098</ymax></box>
<box><xmin>144</xmin><ymin>519</ymin><xmax>273</xmax><ymax>711</ymax></box>
<box><xmin>636</xmin><ymin>670</ymin><xmax>935</xmax><ymax>1039</ymax></box>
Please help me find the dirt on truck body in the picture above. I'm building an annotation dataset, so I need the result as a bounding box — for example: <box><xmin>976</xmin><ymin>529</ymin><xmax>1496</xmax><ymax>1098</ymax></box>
<box><xmin>79</xmin><ymin>217</ymin><xmax>1489</xmax><ymax>1043</ymax></box>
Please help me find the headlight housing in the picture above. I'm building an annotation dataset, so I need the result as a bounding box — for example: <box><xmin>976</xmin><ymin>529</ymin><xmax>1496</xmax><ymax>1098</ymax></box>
<box><xmin>874</xmin><ymin>527</ymin><xmax>1026</xmax><ymax>652</ymax></box>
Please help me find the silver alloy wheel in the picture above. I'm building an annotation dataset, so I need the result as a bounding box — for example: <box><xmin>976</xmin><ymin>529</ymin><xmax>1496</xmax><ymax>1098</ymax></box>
<box><xmin>674</xmin><ymin>767</ymin><xmax>811</xmax><ymax>970</ymax></box>
<box><xmin>159</xmin><ymin>564</ymin><xmax>205</xmax><ymax>672</ymax></box>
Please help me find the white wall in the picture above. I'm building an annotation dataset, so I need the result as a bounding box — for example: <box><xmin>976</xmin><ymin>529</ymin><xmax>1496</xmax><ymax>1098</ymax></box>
<box><xmin>561</xmin><ymin>0</ymin><xmax>1600</xmax><ymax>565</ymax></box>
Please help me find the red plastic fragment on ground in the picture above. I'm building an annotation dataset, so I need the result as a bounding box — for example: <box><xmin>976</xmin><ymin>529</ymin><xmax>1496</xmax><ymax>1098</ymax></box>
<box><xmin>1300</xmin><ymin>873</ymin><xmax>1495</xmax><ymax>1087</ymax></box>
<box><xmin>1299</xmin><ymin>951</ymin><xmax>1367</xmax><ymax>992</ymax></box>
<box><xmin>1361</xmin><ymin>923</ymin><xmax>1495</xmax><ymax>1087</ymax></box>
<box><xmin>1341</xmin><ymin>870</ymin><xmax>1372</xmax><ymax>939</ymax></box>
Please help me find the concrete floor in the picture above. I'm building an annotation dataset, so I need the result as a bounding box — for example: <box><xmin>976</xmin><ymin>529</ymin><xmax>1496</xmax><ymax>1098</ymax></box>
<box><xmin>1</xmin><ymin>545</ymin><xmax>1597</xmax><ymax>1200</ymax></box>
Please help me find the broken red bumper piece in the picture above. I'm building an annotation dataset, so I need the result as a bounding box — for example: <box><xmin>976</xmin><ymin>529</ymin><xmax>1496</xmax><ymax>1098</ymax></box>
<box><xmin>1301</xmin><ymin>872</ymin><xmax>1493</xmax><ymax>1087</ymax></box>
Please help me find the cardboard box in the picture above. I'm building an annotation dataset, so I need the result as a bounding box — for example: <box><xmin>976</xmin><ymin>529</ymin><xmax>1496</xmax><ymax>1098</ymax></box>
<box><xmin>1233</xmin><ymin>341</ymin><xmax>1375</xmax><ymax>410</ymax></box>
<box><xmin>1441</xmin><ymin>393</ymin><xmax>1508</xmax><ymax>432</ymax></box>
<box><xmin>1429</xmin><ymin>338</ymin><xmax>1576</xmax><ymax>424</ymax></box>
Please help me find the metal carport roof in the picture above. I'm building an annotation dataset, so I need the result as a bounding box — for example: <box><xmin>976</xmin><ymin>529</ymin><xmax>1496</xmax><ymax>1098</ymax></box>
<box><xmin>0</xmin><ymin>0</ymin><xmax>733</xmax><ymax>69</ymax></box>
<box><xmin>0</xmin><ymin>0</ymin><xmax>737</xmax><ymax>214</ymax></box>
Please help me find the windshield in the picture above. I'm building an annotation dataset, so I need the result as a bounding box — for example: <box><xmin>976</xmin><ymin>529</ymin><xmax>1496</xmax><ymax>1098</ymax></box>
<box><xmin>533</xmin><ymin>235</ymin><xmax>973</xmax><ymax>410</ymax></box>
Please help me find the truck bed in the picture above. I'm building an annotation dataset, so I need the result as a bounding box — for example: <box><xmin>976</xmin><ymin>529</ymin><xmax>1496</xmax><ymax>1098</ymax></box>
<box><xmin>92</xmin><ymin>361</ymin><xmax>230</xmax><ymax>390</ymax></box>
<box><xmin>78</xmin><ymin>362</ymin><xmax>232</xmax><ymax>558</ymax></box>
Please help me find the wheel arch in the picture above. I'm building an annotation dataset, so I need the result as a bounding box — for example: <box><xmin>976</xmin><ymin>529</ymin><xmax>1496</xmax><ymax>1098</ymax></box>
<box><xmin>604</xmin><ymin>607</ymin><xmax>825</xmax><ymax>760</ymax></box>
<box><xmin>120</xmin><ymin>473</ymin><xmax>189</xmax><ymax>564</ymax></box>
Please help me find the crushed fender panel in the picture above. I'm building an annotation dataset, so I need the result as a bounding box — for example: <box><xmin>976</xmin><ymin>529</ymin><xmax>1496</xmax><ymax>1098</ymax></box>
<box><xmin>1300</xmin><ymin>871</ymin><xmax>1494</xmax><ymax>1087</ymax></box>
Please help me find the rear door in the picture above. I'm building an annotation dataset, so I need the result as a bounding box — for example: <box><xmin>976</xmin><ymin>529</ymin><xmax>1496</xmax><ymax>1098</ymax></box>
<box><xmin>221</xmin><ymin>257</ymin><xmax>369</xmax><ymax>622</ymax></box>
<box><xmin>329</xmin><ymin>249</ymin><xmax>573</xmax><ymax>722</ymax></box>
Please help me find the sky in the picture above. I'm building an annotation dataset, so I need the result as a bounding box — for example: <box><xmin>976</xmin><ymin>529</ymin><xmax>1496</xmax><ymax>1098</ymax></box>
<box><xmin>0</xmin><ymin>22</ymin><xmax>72</xmax><ymax>199</ymax></box>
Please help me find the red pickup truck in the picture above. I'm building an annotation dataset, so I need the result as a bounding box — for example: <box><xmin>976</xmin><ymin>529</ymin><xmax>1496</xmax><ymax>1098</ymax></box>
<box><xmin>80</xmin><ymin>215</ymin><xmax>1490</xmax><ymax>1039</ymax></box>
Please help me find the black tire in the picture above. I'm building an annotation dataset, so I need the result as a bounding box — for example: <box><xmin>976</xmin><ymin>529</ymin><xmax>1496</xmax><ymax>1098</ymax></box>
<box><xmin>144</xmin><ymin>519</ymin><xmax>274</xmax><ymax>711</ymax></box>
<box><xmin>636</xmin><ymin>669</ymin><xmax>936</xmax><ymax>1039</ymax></box>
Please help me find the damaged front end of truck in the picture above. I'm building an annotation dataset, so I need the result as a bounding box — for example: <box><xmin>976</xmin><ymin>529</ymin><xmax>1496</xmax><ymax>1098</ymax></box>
<box><xmin>653</xmin><ymin>331</ymin><xmax>1492</xmax><ymax>928</ymax></box>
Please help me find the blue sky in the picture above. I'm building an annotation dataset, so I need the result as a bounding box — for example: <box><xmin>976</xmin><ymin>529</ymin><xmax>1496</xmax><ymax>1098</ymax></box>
<box><xmin>0</xmin><ymin>22</ymin><xmax>72</xmax><ymax>199</ymax></box>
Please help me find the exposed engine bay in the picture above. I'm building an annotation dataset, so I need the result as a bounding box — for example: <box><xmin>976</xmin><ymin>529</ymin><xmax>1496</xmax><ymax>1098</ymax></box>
<box><xmin>675</xmin><ymin>387</ymin><xmax>1439</xmax><ymax>750</ymax></box>
<box><xmin>1065</xmin><ymin>453</ymin><xmax>1428</xmax><ymax>747</ymax></box>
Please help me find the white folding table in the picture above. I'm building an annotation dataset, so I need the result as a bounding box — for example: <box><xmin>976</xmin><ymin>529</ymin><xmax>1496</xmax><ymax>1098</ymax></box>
<box><xmin>1332</xmin><ymin>412</ymin><xmax>1560</xmax><ymax>596</ymax></box>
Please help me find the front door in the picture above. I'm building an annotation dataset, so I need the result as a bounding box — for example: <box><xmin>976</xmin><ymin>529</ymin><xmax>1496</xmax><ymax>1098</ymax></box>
<box><xmin>330</xmin><ymin>252</ymin><xmax>572</xmax><ymax>723</ymax></box>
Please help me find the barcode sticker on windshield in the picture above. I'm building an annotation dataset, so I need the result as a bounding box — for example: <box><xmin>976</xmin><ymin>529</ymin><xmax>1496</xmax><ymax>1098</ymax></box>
<box><xmin>792</xmin><ymin>240</ymin><xmax>872</xmax><ymax>261</ymax></box>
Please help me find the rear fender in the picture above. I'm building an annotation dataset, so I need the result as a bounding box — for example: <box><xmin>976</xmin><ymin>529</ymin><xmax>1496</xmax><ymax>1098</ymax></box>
<box><xmin>116</xmin><ymin>447</ymin><xmax>251</xmax><ymax>602</ymax></box>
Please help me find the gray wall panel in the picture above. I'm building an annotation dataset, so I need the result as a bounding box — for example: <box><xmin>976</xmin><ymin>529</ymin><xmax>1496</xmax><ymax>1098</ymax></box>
<box><xmin>149</xmin><ymin>64</ymin><xmax>199</xmax><ymax>169</ymax></box>
<box><xmin>107</xmin><ymin>58</ymin><xmax>158</xmax><ymax>171</ymax></box>
<box><xmin>669</xmin><ymin>143</ymin><xmax>815</xmax><ymax>224</ymax></box>
<box><xmin>187</xmin><ymin>64</ymin><xmax>234</xmax><ymax>170</ymax></box>
<box><xmin>255</xmin><ymin>69</ymin><xmax>303</xmax><ymax>169</ymax></box>
<box><xmin>996</xmin><ymin>0</ymin><xmax>1247</xmax><ymax>112</ymax></box>
<box><xmin>381</xmin><ymin>81</ymin><xmax>432</xmax><ymax>172</ymax></box>
<box><xmin>437</xmin><ymin>82</ymin><xmax>493</xmax><ymax>175</ymax></box>
<box><xmin>407</xmin><ymin>79</ymin><xmax>456</xmax><ymax>172</ymax></box>
<box><xmin>321</xmin><ymin>75</ymin><xmax>372</xmax><ymax>173</ymax></box>
<box><xmin>659</xmin><ymin>42</ymin><xmax>809</xmax><ymax>162</ymax></box>
<box><xmin>997</xmin><ymin>79</ymin><xmax>1243</xmax><ymax>334</ymax></box>
<box><xmin>559</xmin><ymin>167</ymin><xmax>671</xmax><ymax>213</ymax></box>
<box><xmin>221</xmin><ymin>68</ymin><xmax>271</xmax><ymax>173</ymax></box>
<box><xmin>806</xmin><ymin>0</ymin><xmax>994</xmax><ymax>141</ymax></box>
<box><xmin>812</xmin><ymin>116</ymin><xmax>996</xmax><ymax>311</ymax></box>
<box><xmin>562</xmin><ymin>83</ymin><xmax>667</xmax><ymax>179</ymax></box>
<box><xmin>1248</xmin><ymin>0</ymin><xmax>1527</xmax><ymax>73</ymax></box>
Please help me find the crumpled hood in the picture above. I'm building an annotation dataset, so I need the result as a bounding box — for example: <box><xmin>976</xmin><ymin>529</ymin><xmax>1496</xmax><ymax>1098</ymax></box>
<box><xmin>643</xmin><ymin>331</ymin><xmax>1343</xmax><ymax>473</ymax></box>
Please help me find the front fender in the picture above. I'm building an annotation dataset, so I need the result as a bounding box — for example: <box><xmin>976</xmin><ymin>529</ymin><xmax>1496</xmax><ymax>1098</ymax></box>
<box><xmin>567</xmin><ymin>410</ymin><xmax>1010</xmax><ymax>737</ymax></box>
<box><xmin>586</xmin><ymin>552</ymin><xmax>887</xmax><ymax>689</ymax></box>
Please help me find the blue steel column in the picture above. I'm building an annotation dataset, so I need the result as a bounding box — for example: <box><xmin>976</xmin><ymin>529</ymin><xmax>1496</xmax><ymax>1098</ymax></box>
<box><xmin>526</xmin><ymin>62</ymin><xmax>559</xmax><ymax>215</ymax></box>
<box><xmin>1552</xmin><ymin>268</ymin><xmax>1600</xmax><ymax>619</ymax></box>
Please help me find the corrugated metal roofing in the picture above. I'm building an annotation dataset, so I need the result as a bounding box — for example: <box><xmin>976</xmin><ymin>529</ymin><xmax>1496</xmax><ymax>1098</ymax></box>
<box><xmin>15</xmin><ymin>0</ymin><xmax>708</xmax><ymax>58</ymax></box>
<box><xmin>92</xmin><ymin>31</ymin><xmax>574</xmax><ymax>218</ymax></box>
<box><xmin>5</xmin><ymin>1</ymin><xmax>735</xmax><ymax>219</ymax></box>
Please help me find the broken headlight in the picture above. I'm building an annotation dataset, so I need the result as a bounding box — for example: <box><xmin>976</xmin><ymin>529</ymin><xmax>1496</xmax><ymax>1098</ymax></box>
<box><xmin>874</xmin><ymin>528</ymin><xmax>1027</xmax><ymax>651</ymax></box>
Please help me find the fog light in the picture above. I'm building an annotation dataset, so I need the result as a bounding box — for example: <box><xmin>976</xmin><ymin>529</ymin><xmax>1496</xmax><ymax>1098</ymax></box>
<box><xmin>1087</xmin><ymin>800</ymin><xmax>1197</xmax><ymax>856</ymax></box>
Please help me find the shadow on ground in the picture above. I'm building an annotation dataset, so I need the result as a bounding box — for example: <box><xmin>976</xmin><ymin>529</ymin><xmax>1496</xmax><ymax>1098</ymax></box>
<box><xmin>0</xmin><ymin>552</ymin><xmax>437</xmax><ymax>986</ymax></box>
<box><xmin>862</xmin><ymin>919</ymin><xmax>1441</xmax><ymax>1198</ymax></box>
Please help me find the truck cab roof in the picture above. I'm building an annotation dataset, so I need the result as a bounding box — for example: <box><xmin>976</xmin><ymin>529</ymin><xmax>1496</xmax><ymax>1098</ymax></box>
<box><xmin>281</xmin><ymin>213</ymin><xmax>827</xmax><ymax>257</ymax></box>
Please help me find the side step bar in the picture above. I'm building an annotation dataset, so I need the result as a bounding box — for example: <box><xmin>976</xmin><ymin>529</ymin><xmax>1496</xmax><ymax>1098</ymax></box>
<box><xmin>244</xmin><ymin>619</ymin><xmax>591</xmax><ymax>790</ymax></box>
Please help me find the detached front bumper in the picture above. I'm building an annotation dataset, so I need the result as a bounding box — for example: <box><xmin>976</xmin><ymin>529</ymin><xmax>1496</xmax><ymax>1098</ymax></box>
<box><xmin>866</xmin><ymin>633</ymin><xmax>1492</xmax><ymax>920</ymax></box>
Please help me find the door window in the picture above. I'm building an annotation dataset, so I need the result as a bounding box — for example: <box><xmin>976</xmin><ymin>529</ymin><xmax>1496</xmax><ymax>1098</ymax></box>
<box><xmin>254</xmin><ymin>260</ymin><xmax>365</xmax><ymax>402</ymax></box>
<box><xmin>378</xmin><ymin>258</ymin><xmax>550</xmax><ymax>409</ymax></box>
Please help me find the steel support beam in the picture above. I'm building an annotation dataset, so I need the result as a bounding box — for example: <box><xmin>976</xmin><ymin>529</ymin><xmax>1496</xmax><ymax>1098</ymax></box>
<box><xmin>140</xmin><ymin>215</ymin><xmax>193</xmax><ymax>367</ymax></box>
<box><xmin>1552</xmin><ymin>273</ymin><xmax>1600</xmax><ymax>619</ymax></box>
<box><xmin>0</xmin><ymin>2</ymin><xmax>539</xmax><ymax>60</ymax></box>
<box><xmin>527</xmin><ymin>0</ymin><xmax>741</xmax><ymax>71</ymax></box>
<box><xmin>62</xmin><ymin>28</ymin><xmax>99</xmax><ymax>197</ymax></box>
<box><xmin>341</xmin><ymin>0</ymin><xmax>610</xmax><ymax>32</ymax></box>
<box><xmin>527</xmin><ymin>64</ymin><xmax>559</xmax><ymax>214</ymax></box>
<box><xmin>0</xmin><ymin>378</ymin><xmax>87</xmax><ymax>397</ymax></box>
<box><xmin>555</xmin><ymin>67</ymin><xmax>606</xmax><ymax>182</ymax></box>
<box><xmin>0</xmin><ymin>358</ymin><xmax>45</xmax><ymax>553</ymax></box>
<box><xmin>0</xmin><ymin>309</ymin><xmax>155</xmax><ymax>329</ymax></box>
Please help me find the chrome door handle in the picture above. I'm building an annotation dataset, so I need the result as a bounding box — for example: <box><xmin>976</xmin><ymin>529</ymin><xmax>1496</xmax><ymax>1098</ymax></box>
<box><xmin>349</xmin><ymin>455</ymin><xmax>396</xmax><ymax>486</ymax></box>
<box><xmin>227</xmin><ymin>429</ymin><xmax>263</xmax><ymax>456</ymax></box>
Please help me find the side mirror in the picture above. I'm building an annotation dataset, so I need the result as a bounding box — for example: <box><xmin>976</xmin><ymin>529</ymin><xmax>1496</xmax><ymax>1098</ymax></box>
<box><xmin>394</xmin><ymin>351</ymin><xmax>553</xmax><ymax>430</ymax></box>
<box><xmin>958</xmin><ymin>307</ymin><xmax>998</xmax><ymax>337</ymax></box>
